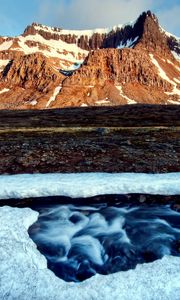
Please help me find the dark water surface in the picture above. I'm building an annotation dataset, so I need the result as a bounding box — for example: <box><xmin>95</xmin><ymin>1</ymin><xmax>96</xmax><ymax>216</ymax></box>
<box><xmin>28</xmin><ymin>201</ymin><xmax>180</xmax><ymax>282</ymax></box>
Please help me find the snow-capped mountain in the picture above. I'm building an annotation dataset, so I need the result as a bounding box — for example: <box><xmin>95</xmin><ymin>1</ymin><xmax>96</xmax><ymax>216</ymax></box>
<box><xmin>0</xmin><ymin>11</ymin><xmax>179</xmax><ymax>109</ymax></box>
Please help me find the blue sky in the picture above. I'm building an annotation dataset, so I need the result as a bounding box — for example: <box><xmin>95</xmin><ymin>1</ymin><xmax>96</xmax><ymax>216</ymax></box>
<box><xmin>0</xmin><ymin>0</ymin><xmax>180</xmax><ymax>36</ymax></box>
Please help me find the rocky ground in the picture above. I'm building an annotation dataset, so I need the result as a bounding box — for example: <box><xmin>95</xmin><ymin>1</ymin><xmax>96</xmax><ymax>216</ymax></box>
<box><xmin>0</xmin><ymin>105</ymin><xmax>179</xmax><ymax>175</ymax></box>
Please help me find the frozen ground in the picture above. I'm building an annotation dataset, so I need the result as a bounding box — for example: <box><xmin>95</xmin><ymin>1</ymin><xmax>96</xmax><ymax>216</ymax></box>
<box><xmin>0</xmin><ymin>173</ymin><xmax>180</xmax><ymax>299</ymax></box>
<box><xmin>0</xmin><ymin>172</ymin><xmax>180</xmax><ymax>200</ymax></box>
<box><xmin>0</xmin><ymin>206</ymin><xmax>180</xmax><ymax>300</ymax></box>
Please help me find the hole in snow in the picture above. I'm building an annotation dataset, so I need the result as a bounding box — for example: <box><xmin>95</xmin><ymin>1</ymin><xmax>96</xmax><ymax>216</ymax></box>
<box><xmin>28</xmin><ymin>199</ymin><xmax>180</xmax><ymax>282</ymax></box>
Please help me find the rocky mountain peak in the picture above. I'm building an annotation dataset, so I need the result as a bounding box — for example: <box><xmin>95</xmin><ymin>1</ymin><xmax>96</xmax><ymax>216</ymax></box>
<box><xmin>134</xmin><ymin>11</ymin><xmax>172</xmax><ymax>57</ymax></box>
<box><xmin>0</xmin><ymin>11</ymin><xmax>179</xmax><ymax>109</ymax></box>
<box><xmin>21</xmin><ymin>11</ymin><xmax>177</xmax><ymax>58</ymax></box>
<box><xmin>23</xmin><ymin>23</ymin><xmax>63</xmax><ymax>40</ymax></box>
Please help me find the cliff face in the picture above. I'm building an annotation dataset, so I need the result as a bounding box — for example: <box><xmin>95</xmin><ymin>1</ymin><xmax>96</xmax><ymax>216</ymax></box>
<box><xmin>0</xmin><ymin>53</ymin><xmax>65</xmax><ymax>109</ymax></box>
<box><xmin>0</xmin><ymin>11</ymin><xmax>179</xmax><ymax>109</ymax></box>
<box><xmin>51</xmin><ymin>48</ymin><xmax>177</xmax><ymax>108</ymax></box>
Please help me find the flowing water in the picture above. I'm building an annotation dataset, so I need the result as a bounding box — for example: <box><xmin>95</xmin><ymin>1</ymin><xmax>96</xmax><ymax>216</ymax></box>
<box><xmin>29</xmin><ymin>203</ymin><xmax>180</xmax><ymax>282</ymax></box>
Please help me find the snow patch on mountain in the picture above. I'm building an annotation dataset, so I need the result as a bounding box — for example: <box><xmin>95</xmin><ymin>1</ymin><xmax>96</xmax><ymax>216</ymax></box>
<box><xmin>160</xmin><ymin>26</ymin><xmax>180</xmax><ymax>41</ymax></box>
<box><xmin>0</xmin><ymin>40</ymin><xmax>13</xmax><ymax>51</ymax></box>
<box><xmin>46</xmin><ymin>85</ymin><xmax>62</xmax><ymax>108</ymax></box>
<box><xmin>0</xmin><ymin>59</ymin><xmax>10</xmax><ymax>70</ymax></box>
<box><xmin>174</xmin><ymin>78</ymin><xmax>180</xmax><ymax>84</ymax></box>
<box><xmin>95</xmin><ymin>99</ymin><xmax>111</xmax><ymax>105</ymax></box>
<box><xmin>167</xmin><ymin>59</ymin><xmax>180</xmax><ymax>72</ymax></box>
<box><xmin>150</xmin><ymin>54</ymin><xmax>180</xmax><ymax>98</ymax></box>
<box><xmin>171</xmin><ymin>51</ymin><xmax>180</xmax><ymax>60</ymax></box>
<box><xmin>117</xmin><ymin>36</ymin><xmax>139</xmax><ymax>49</ymax></box>
<box><xmin>11</xmin><ymin>34</ymin><xmax>88</xmax><ymax>68</ymax></box>
<box><xmin>168</xmin><ymin>100</ymin><xmax>180</xmax><ymax>105</ymax></box>
<box><xmin>30</xmin><ymin>100</ymin><xmax>38</xmax><ymax>106</ymax></box>
<box><xmin>0</xmin><ymin>88</ymin><xmax>10</xmax><ymax>94</ymax></box>
<box><xmin>116</xmin><ymin>86</ymin><xmax>137</xmax><ymax>104</ymax></box>
<box><xmin>159</xmin><ymin>26</ymin><xmax>180</xmax><ymax>60</ymax></box>
<box><xmin>150</xmin><ymin>54</ymin><xmax>174</xmax><ymax>84</ymax></box>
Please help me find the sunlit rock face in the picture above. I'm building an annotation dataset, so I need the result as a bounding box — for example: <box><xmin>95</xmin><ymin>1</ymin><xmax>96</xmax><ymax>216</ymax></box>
<box><xmin>0</xmin><ymin>11</ymin><xmax>179</xmax><ymax>109</ymax></box>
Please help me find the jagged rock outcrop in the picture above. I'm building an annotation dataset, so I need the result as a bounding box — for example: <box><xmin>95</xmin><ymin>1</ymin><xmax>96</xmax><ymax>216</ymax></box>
<box><xmin>134</xmin><ymin>12</ymin><xmax>172</xmax><ymax>58</ymax></box>
<box><xmin>167</xmin><ymin>35</ymin><xmax>180</xmax><ymax>57</ymax></box>
<box><xmin>65</xmin><ymin>48</ymin><xmax>172</xmax><ymax>87</ymax></box>
<box><xmin>51</xmin><ymin>48</ymin><xmax>176</xmax><ymax>108</ymax></box>
<box><xmin>1</xmin><ymin>53</ymin><xmax>62</xmax><ymax>89</ymax></box>
<box><xmin>0</xmin><ymin>53</ymin><xmax>64</xmax><ymax>109</ymax></box>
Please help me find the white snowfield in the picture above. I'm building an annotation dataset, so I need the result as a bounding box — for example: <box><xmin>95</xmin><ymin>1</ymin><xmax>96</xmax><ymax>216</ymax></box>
<box><xmin>46</xmin><ymin>85</ymin><xmax>62</xmax><ymax>108</ymax></box>
<box><xmin>0</xmin><ymin>172</ymin><xmax>180</xmax><ymax>200</ymax></box>
<box><xmin>0</xmin><ymin>206</ymin><xmax>179</xmax><ymax>300</ymax></box>
<box><xmin>14</xmin><ymin>34</ymin><xmax>88</xmax><ymax>66</ymax></box>
<box><xmin>0</xmin><ymin>40</ymin><xmax>13</xmax><ymax>51</ymax></box>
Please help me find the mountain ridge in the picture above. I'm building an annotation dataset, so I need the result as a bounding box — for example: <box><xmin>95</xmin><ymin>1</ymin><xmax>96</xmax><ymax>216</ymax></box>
<box><xmin>0</xmin><ymin>10</ymin><xmax>179</xmax><ymax>109</ymax></box>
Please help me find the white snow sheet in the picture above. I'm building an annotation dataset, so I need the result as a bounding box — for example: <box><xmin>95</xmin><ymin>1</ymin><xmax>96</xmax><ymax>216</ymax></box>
<box><xmin>117</xmin><ymin>36</ymin><xmax>139</xmax><ymax>49</ymax></box>
<box><xmin>15</xmin><ymin>34</ymin><xmax>88</xmax><ymax>59</ymax></box>
<box><xmin>0</xmin><ymin>172</ymin><xmax>180</xmax><ymax>200</ymax></box>
<box><xmin>0</xmin><ymin>40</ymin><xmax>13</xmax><ymax>51</ymax></box>
<box><xmin>0</xmin><ymin>88</ymin><xmax>10</xmax><ymax>94</ymax></box>
<box><xmin>46</xmin><ymin>85</ymin><xmax>62</xmax><ymax>107</ymax></box>
<box><xmin>0</xmin><ymin>206</ymin><xmax>179</xmax><ymax>300</ymax></box>
<box><xmin>0</xmin><ymin>59</ymin><xmax>10</xmax><ymax>69</ymax></box>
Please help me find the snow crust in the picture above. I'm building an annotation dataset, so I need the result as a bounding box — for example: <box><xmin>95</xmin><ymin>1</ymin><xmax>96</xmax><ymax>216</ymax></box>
<box><xmin>168</xmin><ymin>100</ymin><xmax>180</xmax><ymax>105</ymax></box>
<box><xmin>95</xmin><ymin>99</ymin><xmax>111</xmax><ymax>105</ymax></box>
<box><xmin>0</xmin><ymin>88</ymin><xmax>10</xmax><ymax>94</ymax></box>
<box><xmin>160</xmin><ymin>26</ymin><xmax>180</xmax><ymax>60</ymax></box>
<box><xmin>46</xmin><ymin>85</ymin><xmax>62</xmax><ymax>107</ymax></box>
<box><xmin>18</xmin><ymin>34</ymin><xmax>88</xmax><ymax>57</ymax></box>
<box><xmin>11</xmin><ymin>34</ymin><xmax>88</xmax><ymax>69</ymax></box>
<box><xmin>30</xmin><ymin>99</ymin><xmax>38</xmax><ymax>106</ymax></box>
<box><xmin>117</xmin><ymin>36</ymin><xmax>139</xmax><ymax>49</ymax></box>
<box><xmin>0</xmin><ymin>205</ymin><xmax>180</xmax><ymax>300</ymax></box>
<box><xmin>160</xmin><ymin>26</ymin><xmax>180</xmax><ymax>42</ymax></box>
<box><xmin>0</xmin><ymin>40</ymin><xmax>13</xmax><ymax>51</ymax></box>
<box><xmin>0</xmin><ymin>59</ymin><xmax>10</xmax><ymax>70</ymax></box>
<box><xmin>171</xmin><ymin>51</ymin><xmax>180</xmax><ymax>60</ymax></box>
<box><xmin>0</xmin><ymin>172</ymin><xmax>180</xmax><ymax>200</ymax></box>
<box><xmin>150</xmin><ymin>54</ymin><xmax>175</xmax><ymax>85</ymax></box>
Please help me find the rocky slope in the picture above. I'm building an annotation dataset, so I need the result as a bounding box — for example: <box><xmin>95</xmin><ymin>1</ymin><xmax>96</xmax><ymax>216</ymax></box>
<box><xmin>0</xmin><ymin>105</ymin><xmax>179</xmax><ymax>174</ymax></box>
<box><xmin>0</xmin><ymin>11</ymin><xmax>179</xmax><ymax>109</ymax></box>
